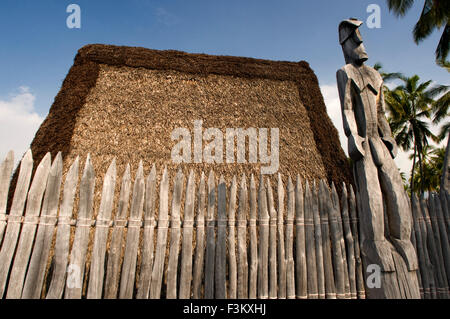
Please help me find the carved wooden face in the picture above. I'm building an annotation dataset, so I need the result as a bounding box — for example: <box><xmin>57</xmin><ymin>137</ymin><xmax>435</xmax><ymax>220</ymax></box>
<box><xmin>342</xmin><ymin>28</ymin><xmax>369</xmax><ymax>65</ymax></box>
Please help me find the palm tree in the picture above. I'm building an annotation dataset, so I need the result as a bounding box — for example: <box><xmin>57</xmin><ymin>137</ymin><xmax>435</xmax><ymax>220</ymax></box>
<box><xmin>384</xmin><ymin>74</ymin><xmax>443</xmax><ymax>194</ymax></box>
<box><xmin>410</xmin><ymin>145</ymin><xmax>445</xmax><ymax>192</ymax></box>
<box><xmin>430</xmin><ymin>86</ymin><xmax>450</xmax><ymax>141</ymax></box>
<box><xmin>386</xmin><ymin>0</ymin><xmax>450</xmax><ymax>63</ymax></box>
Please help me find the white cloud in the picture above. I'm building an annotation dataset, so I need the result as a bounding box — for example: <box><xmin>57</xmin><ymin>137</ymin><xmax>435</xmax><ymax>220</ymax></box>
<box><xmin>320</xmin><ymin>84</ymin><xmax>347</xmax><ymax>155</ymax></box>
<box><xmin>320</xmin><ymin>83</ymin><xmax>413</xmax><ymax>179</ymax></box>
<box><xmin>0</xmin><ymin>87</ymin><xmax>44</xmax><ymax>167</ymax></box>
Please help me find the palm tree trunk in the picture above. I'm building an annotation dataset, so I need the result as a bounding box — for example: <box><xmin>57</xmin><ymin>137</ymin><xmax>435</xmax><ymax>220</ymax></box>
<box><xmin>418</xmin><ymin>147</ymin><xmax>425</xmax><ymax>196</ymax></box>
<box><xmin>411</xmin><ymin>143</ymin><xmax>416</xmax><ymax>195</ymax></box>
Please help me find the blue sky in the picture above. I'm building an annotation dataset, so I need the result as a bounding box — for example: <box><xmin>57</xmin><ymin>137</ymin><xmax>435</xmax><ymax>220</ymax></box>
<box><xmin>0</xmin><ymin>0</ymin><xmax>448</xmax><ymax>175</ymax></box>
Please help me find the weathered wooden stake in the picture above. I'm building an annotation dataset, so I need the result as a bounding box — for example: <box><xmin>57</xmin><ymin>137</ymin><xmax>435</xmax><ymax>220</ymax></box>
<box><xmin>22</xmin><ymin>153</ymin><xmax>63</xmax><ymax>299</ymax></box>
<box><xmin>64</xmin><ymin>154</ymin><xmax>95</xmax><ymax>299</ymax></box>
<box><xmin>312</xmin><ymin>181</ymin><xmax>325</xmax><ymax>299</ymax></box>
<box><xmin>103</xmin><ymin>164</ymin><xmax>131</xmax><ymax>299</ymax></box>
<box><xmin>87</xmin><ymin>159</ymin><xmax>117</xmax><ymax>299</ymax></box>
<box><xmin>227</xmin><ymin>176</ymin><xmax>237</xmax><ymax>299</ymax></box>
<box><xmin>0</xmin><ymin>151</ymin><xmax>14</xmax><ymax>245</ymax></box>
<box><xmin>215</xmin><ymin>175</ymin><xmax>227</xmax><ymax>299</ymax></box>
<box><xmin>166</xmin><ymin>169</ymin><xmax>184</xmax><ymax>299</ymax></box>
<box><xmin>318</xmin><ymin>180</ymin><xmax>336</xmax><ymax>299</ymax></box>
<box><xmin>237</xmin><ymin>174</ymin><xmax>248</xmax><ymax>299</ymax></box>
<box><xmin>277</xmin><ymin>174</ymin><xmax>287</xmax><ymax>299</ymax></box>
<box><xmin>136</xmin><ymin>164</ymin><xmax>157</xmax><ymax>299</ymax></box>
<box><xmin>179</xmin><ymin>170</ymin><xmax>196</xmax><ymax>299</ymax></box>
<box><xmin>46</xmin><ymin>157</ymin><xmax>79</xmax><ymax>299</ymax></box>
<box><xmin>248</xmin><ymin>175</ymin><xmax>258</xmax><ymax>299</ymax></box>
<box><xmin>258</xmin><ymin>175</ymin><xmax>269</xmax><ymax>299</ymax></box>
<box><xmin>192</xmin><ymin>172</ymin><xmax>206</xmax><ymax>299</ymax></box>
<box><xmin>150</xmin><ymin>167</ymin><xmax>169</xmax><ymax>299</ymax></box>
<box><xmin>119</xmin><ymin>161</ymin><xmax>145</xmax><ymax>299</ymax></box>
<box><xmin>285</xmin><ymin>176</ymin><xmax>296</xmax><ymax>299</ymax></box>
<box><xmin>204</xmin><ymin>171</ymin><xmax>216</xmax><ymax>299</ymax></box>
<box><xmin>295</xmin><ymin>175</ymin><xmax>307</xmax><ymax>299</ymax></box>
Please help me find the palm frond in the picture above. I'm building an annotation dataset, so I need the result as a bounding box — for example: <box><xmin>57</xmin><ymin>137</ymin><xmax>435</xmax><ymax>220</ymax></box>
<box><xmin>436</xmin><ymin>24</ymin><xmax>450</xmax><ymax>63</ymax></box>
<box><xmin>387</xmin><ymin>0</ymin><xmax>414</xmax><ymax>17</ymax></box>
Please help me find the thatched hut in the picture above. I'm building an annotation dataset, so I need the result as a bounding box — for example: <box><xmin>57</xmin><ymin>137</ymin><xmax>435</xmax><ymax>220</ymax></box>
<box><xmin>13</xmin><ymin>44</ymin><xmax>352</xmax><ymax>210</ymax></box>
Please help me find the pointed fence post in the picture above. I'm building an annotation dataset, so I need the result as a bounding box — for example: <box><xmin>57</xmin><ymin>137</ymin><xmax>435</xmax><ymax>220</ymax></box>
<box><xmin>277</xmin><ymin>174</ymin><xmax>287</xmax><ymax>299</ymax></box>
<box><xmin>285</xmin><ymin>176</ymin><xmax>296</xmax><ymax>299</ymax></box>
<box><xmin>7</xmin><ymin>153</ymin><xmax>51</xmax><ymax>299</ymax></box>
<box><xmin>0</xmin><ymin>150</ymin><xmax>33</xmax><ymax>298</ymax></box>
<box><xmin>215</xmin><ymin>175</ymin><xmax>227</xmax><ymax>299</ymax></box>
<box><xmin>166</xmin><ymin>169</ymin><xmax>184</xmax><ymax>299</ymax></box>
<box><xmin>64</xmin><ymin>154</ymin><xmax>95</xmax><ymax>299</ymax></box>
<box><xmin>248</xmin><ymin>175</ymin><xmax>258</xmax><ymax>299</ymax></box>
<box><xmin>150</xmin><ymin>167</ymin><xmax>169</xmax><ymax>299</ymax></box>
<box><xmin>179</xmin><ymin>170</ymin><xmax>196</xmax><ymax>299</ymax></box>
<box><xmin>0</xmin><ymin>151</ymin><xmax>14</xmax><ymax>244</ymax></box>
<box><xmin>23</xmin><ymin>153</ymin><xmax>63</xmax><ymax>299</ymax></box>
<box><xmin>87</xmin><ymin>159</ymin><xmax>116</xmax><ymax>299</ymax></box>
<box><xmin>119</xmin><ymin>161</ymin><xmax>145</xmax><ymax>299</ymax></box>
<box><xmin>192</xmin><ymin>172</ymin><xmax>206</xmax><ymax>299</ymax></box>
<box><xmin>46</xmin><ymin>157</ymin><xmax>79</xmax><ymax>299</ymax></box>
<box><xmin>295</xmin><ymin>175</ymin><xmax>307</xmax><ymax>299</ymax></box>
<box><xmin>204</xmin><ymin>171</ymin><xmax>216</xmax><ymax>299</ymax></box>
<box><xmin>136</xmin><ymin>164</ymin><xmax>157</xmax><ymax>299</ymax></box>
<box><xmin>237</xmin><ymin>174</ymin><xmax>249</xmax><ymax>299</ymax></box>
<box><xmin>227</xmin><ymin>176</ymin><xmax>238</xmax><ymax>299</ymax></box>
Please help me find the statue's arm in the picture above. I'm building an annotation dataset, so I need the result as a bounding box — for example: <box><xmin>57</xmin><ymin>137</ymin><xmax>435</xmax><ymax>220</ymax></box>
<box><xmin>377</xmin><ymin>82</ymin><xmax>398</xmax><ymax>158</ymax></box>
<box><xmin>337</xmin><ymin>69</ymin><xmax>365</xmax><ymax>160</ymax></box>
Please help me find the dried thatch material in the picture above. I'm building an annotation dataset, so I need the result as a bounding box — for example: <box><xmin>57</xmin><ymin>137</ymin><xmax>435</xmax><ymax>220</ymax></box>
<box><xmin>11</xmin><ymin>44</ymin><xmax>352</xmax><ymax>216</ymax></box>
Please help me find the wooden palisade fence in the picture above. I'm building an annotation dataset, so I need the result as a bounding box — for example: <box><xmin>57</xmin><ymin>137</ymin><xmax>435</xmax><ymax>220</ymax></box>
<box><xmin>0</xmin><ymin>150</ymin><xmax>447</xmax><ymax>299</ymax></box>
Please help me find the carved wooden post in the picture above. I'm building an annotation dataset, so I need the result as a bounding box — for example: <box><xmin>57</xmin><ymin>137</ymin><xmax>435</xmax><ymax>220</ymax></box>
<box><xmin>337</xmin><ymin>18</ymin><xmax>420</xmax><ymax>298</ymax></box>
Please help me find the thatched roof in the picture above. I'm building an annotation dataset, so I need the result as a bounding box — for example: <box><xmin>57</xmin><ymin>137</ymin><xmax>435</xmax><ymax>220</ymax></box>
<box><xmin>11</xmin><ymin>44</ymin><xmax>352</xmax><ymax>211</ymax></box>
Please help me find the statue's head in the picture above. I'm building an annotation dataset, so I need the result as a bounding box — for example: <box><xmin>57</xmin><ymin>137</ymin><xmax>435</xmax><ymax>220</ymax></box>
<box><xmin>339</xmin><ymin>18</ymin><xmax>368</xmax><ymax>65</ymax></box>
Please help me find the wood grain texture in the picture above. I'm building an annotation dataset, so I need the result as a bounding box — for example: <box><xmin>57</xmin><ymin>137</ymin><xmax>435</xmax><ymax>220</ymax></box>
<box><xmin>326</xmin><ymin>182</ymin><xmax>345</xmax><ymax>299</ymax></box>
<box><xmin>237</xmin><ymin>174</ymin><xmax>248</xmax><ymax>299</ymax></box>
<box><xmin>22</xmin><ymin>153</ymin><xmax>63</xmax><ymax>299</ymax></box>
<box><xmin>411</xmin><ymin>194</ymin><xmax>432</xmax><ymax>299</ymax></box>
<box><xmin>0</xmin><ymin>150</ymin><xmax>33</xmax><ymax>298</ymax></box>
<box><xmin>0</xmin><ymin>151</ymin><xmax>14</xmax><ymax>245</ymax></box>
<box><xmin>64</xmin><ymin>154</ymin><xmax>95</xmax><ymax>299</ymax></box>
<box><xmin>348</xmin><ymin>185</ymin><xmax>365</xmax><ymax>299</ymax></box>
<box><xmin>7</xmin><ymin>152</ymin><xmax>51</xmax><ymax>299</ymax></box>
<box><xmin>285</xmin><ymin>176</ymin><xmax>295</xmax><ymax>299</ymax></box>
<box><xmin>331</xmin><ymin>183</ymin><xmax>351</xmax><ymax>299</ymax></box>
<box><xmin>277</xmin><ymin>174</ymin><xmax>287</xmax><ymax>299</ymax></box>
<box><xmin>248</xmin><ymin>175</ymin><xmax>258</xmax><ymax>299</ymax></box>
<box><xmin>266</xmin><ymin>178</ymin><xmax>277</xmax><ymax>299</ymax></box>
<box><xmin>179</xmin><ymin>170</ymin><xmax>196</xmax><ymax>299</ymax></box>
<box><xmin>192</xmin><ymin>172</ymin><xmax>206</xmax><ymax>299</ymax></box>
<box><xmin>312</xmin><ymin>181</ymin><xmax>325</xmax><ymax>299</ymax></box>
<box><xmin>318</xmin><ymin>180</ymin><xmax>336</xmax><ymax>299</ymax></box>
<box><xmin>87</xmin><ymin>159</ymin><xmax>116</xmax><ymax>299</ymax></box>
<box><xmin>103</xmin><ymin>164</ymin><xmax>131</xmax><ymax>299</ymax></box>
<box><xmin>340</xmin><ymin>184</ymin><xmax>356</xmax><ymax>299</ymax></box>
<box><xmin>257</xmin><ymin>176</ymin><xmax>269</xmax><ymax>299</ymax></box>
<box><xmin>295</xmin><ymin>175</ymin><xmax>307</xmax><ymax>299</ymax></box>
<box><xmin>166</xmin><ymin>169</ymin><xmax>184</xmax><ymax>299</ymax></box>
<box><xmin>204</xmin><ymin>171</ymin><xmax>216</xmax><ymax>299</ymax></box>
<box><xmin>119</xmin><ymin>161</ymin><xmax>145</xmax><ymax>299</ymax></box>
<box><xmin>215</xmin><ymin>175</ymin><xmax>227</xmax><ymax>299</ymax></box>
<box><xmin>136</xmin><ymin>164</ymin><xmax>157</xmax><ymax>299</ymax></box>
<box><xmin>227</xmin><ymin>176</ymin><xmax>237</xmax><ymax>299</ymax></box>
<box><xmin>150</xmin><ymin>167</ymin><xmax>169</xmax><ymax>299</ymax></box>
<box><xmin>304</xmin><ymin>180</ymin><xmax>318</xmax><ymax>299</ymax></box>
<box><xmin>46</xmin><ymin>157</ymin><xmax>79</xmax><ymax>299</ymax></box>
